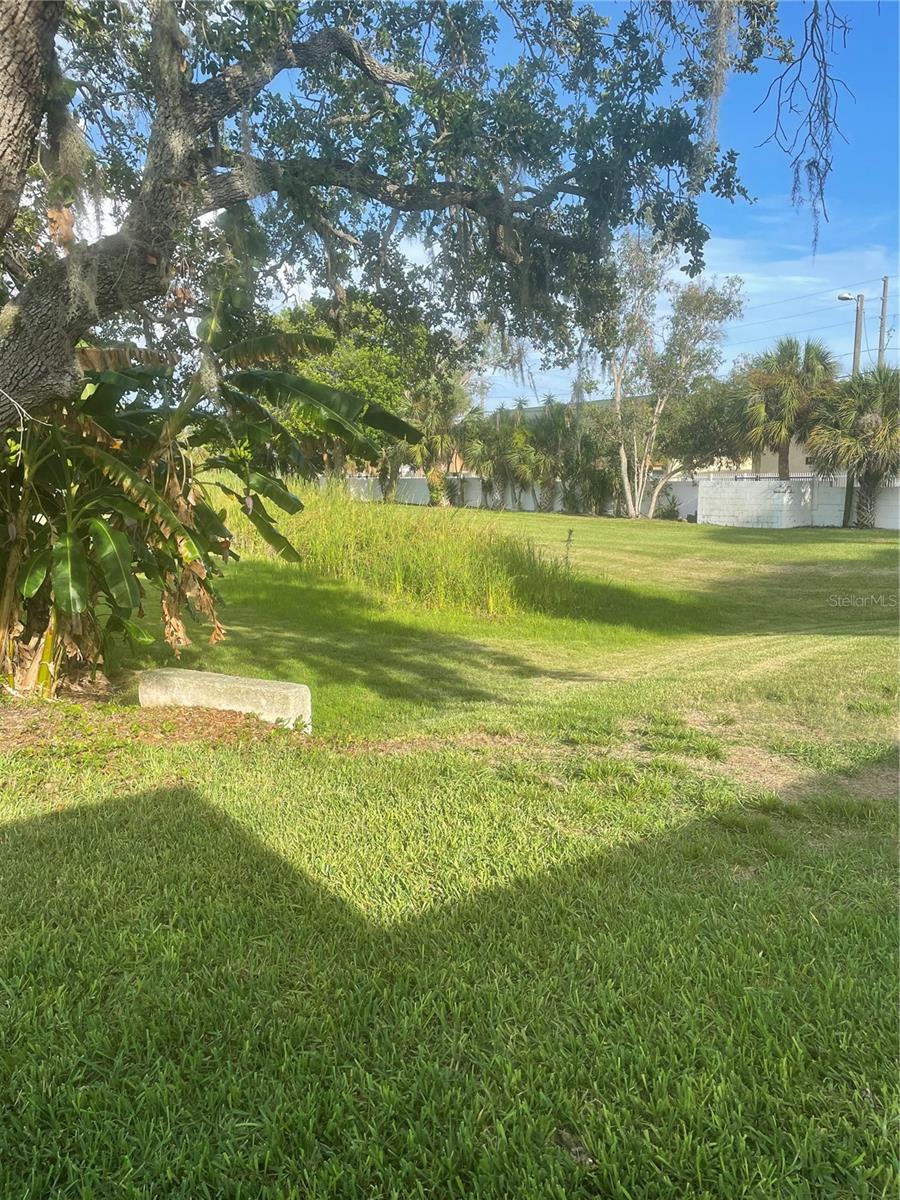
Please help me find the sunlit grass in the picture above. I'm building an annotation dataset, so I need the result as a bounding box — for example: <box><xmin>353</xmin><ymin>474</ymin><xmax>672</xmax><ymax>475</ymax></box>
<box><xmin>222</xmin><ymin>480</ymin><xmax>578</xmax><ymax>616</ymax></box>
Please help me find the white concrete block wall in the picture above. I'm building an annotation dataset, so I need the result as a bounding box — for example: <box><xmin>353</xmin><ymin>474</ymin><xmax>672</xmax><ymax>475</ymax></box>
<box><xmin>698</xmin><ymin>478</ymin><xmax>898</xmax><ymax>530</ymax></box>
<box><xmin>811</xmin><ymin>483</ymin><xmax>851</xmax><ymax>527</ymax></box>
<box><xmin>696</xmin><ymin>479</ymin><xmax>812</xmax><ymax>528</ymax></box>
<box><xmin>395</xmin><ymin>478</ymin><xmax>429</xmax><ymax>505</ymax></box>
<box><xmin>461</xmin><ymin>476</ymin><xmax>484</xmax><ymax>507</ymax></box>
<box><xmin>780</xmin><ymin>481</ymin><xmax>812</xmax><ymax>527</ymax></box>
<box><xmin>874</xmin><ymin>486</ymin><xmax>900</xmax><ymax>530</ymax></box>
<box><xmin>344</xmin><ymin>476</ymin><xmax>380</xmax><ymax>501</ymax></box>
<box><xmin>639</xmin><ymin>480</ymin><xmax>699</xmax><ymax>519</ymax></box>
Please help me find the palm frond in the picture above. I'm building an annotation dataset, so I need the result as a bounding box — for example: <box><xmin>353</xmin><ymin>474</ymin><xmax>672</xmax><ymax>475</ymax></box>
<box><xmin>76</xmin><ymin>344</ymin><xmax>176</xmax><ymax>372</ymax></box>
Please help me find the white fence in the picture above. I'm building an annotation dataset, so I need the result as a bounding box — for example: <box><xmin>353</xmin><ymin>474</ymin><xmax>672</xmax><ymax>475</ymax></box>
<box><xmin>346</xmin><ymin>475</ymin><xmax>555</xmax><ymax>511</ymax></box>
<box><xmin>345</xmin><ymin>474</ymin><xmax>701</xmax><ymax>519</ymax></box>
<box><xmin>344</xmin><ymin>474</ymin><xmax>898</xmax><ymax>530</ymax></box>
<box><xmin>696</xmin><ymin>477</ymin><xmax>900</xmax><ymax>530</ymax></box>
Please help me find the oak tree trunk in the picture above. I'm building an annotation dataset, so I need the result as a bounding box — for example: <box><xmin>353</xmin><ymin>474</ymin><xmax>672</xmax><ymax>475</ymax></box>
<box><xmin>0</xmin><ymin>0</ymin><xmax>60</xmax><ymax>248</ymax></box>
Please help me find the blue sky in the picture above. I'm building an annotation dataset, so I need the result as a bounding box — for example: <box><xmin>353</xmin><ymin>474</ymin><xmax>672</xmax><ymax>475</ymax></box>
<box><xmin>485</xmin><ymin>0</ymin><xmax>900</xmax><ymax>408</ymax></box>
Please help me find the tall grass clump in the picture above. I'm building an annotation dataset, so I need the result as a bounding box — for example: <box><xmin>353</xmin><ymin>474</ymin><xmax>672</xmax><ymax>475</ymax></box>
<box><xmin>222</xmin><ymin>482</ymin><xmax>579</xmax><ymax>616</ymax></box>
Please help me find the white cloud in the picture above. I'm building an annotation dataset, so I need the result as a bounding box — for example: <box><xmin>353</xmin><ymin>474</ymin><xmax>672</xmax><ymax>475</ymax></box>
<box><xmin>702</xmin><ymin>236</ymin><xmax>899</xmax><ymax>370</ymax></box>
<box><xmin>483</xmin><ymin>233</ymin><xmax>899</xmax><ymax>407</ymax></box>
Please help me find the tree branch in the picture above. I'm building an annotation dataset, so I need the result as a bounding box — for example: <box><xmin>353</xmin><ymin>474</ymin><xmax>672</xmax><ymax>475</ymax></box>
<box><xmin>188</xmin><ymin>27</ymin><xmax>413</xmax><ymax>132</ymax></box>
<box><xmin>199</xmin><ymin>155</ymin><xmax>593</xmax><ymax>256</ymax></box>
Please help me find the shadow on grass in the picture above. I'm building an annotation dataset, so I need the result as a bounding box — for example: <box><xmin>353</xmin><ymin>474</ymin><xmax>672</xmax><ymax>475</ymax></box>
<box><xmin>166</xmin><ymin>570</ymin><xmax>603</xmax><ymax>707</ymax></box>
<box><xmin>117</xmin><ymin>543</ymin><xmax>896</xmax><ymax>720</ymax></box>
<box><xmin>1</xmin><ymin>775</ymin><xmax>893</xmax><ymax>1196</ymax></box>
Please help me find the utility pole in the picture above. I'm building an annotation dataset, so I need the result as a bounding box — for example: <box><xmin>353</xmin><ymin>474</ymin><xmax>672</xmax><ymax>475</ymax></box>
<box><xmin>877</xmin><ymin>275</ymin><xmax>889</xmax><ymax>368</ymax></box>
<box><xmin>836</xmin><ymin>289</ymin><xmax>866</xmax><ymax>528</ymax></box>
<box><xmin>851</xmin><ymin>293</ymin><xmax>864</xmax><ymax>377</ymax></box>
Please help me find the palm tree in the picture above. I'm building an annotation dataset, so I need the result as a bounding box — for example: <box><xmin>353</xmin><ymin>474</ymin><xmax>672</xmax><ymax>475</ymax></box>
<box><xmin>458</xmin><ymin>413</ymin><xmax>494</xmax><ymax>508</ymax></box>
<box><xmin>806</xmin><ymin>366</ymin><xmax>900</xmax><ymax>529</ymax></box>
<box><xmin>530</xmin><ymin>398</ymin><xmax>567</xmax><ymax>511</ymax></box>
<box><xmin>406</xmin><ymin>378</ymin><xmax>473</xmax><ymax>505</ymax></box>
<box><xmin>744</xmin><ymin>337</ymin><xmax>838</xmax><ymax>480</ymax></box>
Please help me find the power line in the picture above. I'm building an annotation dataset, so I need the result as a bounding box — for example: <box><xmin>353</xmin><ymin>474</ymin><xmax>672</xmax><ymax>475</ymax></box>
<box><xmin>727</xmin><ymin>318</ymin><xmax>853</xmax><ymax>347</ymax></box>
<box><xmin>727</xmin><ymin>310</ymin><xmax>898</xmax><ymax>350</ymax></box>
<box><xmin>729</xmin><ymin>302</ymin><xmax>853</xmax><ymax>329</ymax></box>
<box><xmin>741</xmin><ymin>274</ymin><xmax>898</xmax><ymax>313</ymax></box>
<box><xmin>744</xmin><ymin>272</ymin><xmax>897</xmax><ymax>309</ymax></box>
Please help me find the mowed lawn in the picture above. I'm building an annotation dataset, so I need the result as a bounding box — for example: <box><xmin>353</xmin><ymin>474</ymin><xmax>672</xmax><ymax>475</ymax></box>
<box><xmin>2</xmin><ymin>513</ymin><xmax>897</xmax><ymax>1198</ymax></box>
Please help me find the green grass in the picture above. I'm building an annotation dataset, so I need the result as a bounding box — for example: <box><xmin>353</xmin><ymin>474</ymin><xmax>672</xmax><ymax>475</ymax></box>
<box><xmin>2</xmin><ymin>507</ymin><xmax>897</xmax><ymax>1197</ymax></box>
<box><xmin>640</xmin><ymin>713</ymin><xmax>726</xmax><ymax>760</ymax></box>
<box><xmin>223</xmin><ymin>481</ymin><xmax>578</xmax><ymax>616</ymax></box>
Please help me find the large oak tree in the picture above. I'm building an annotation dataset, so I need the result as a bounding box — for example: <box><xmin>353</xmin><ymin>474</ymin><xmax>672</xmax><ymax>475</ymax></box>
<box><xmin>0</xmin><ymin>0</ymin><xmax>846</xmax><ymax>428</ymax></box>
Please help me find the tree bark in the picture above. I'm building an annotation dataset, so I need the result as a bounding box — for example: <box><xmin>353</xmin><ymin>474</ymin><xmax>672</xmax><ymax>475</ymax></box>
<box><xmin>855</xmin><ymin>475</ymin><xmax>876</xmax><ymax>529</ymax></box>
<box><xmin>0</xmin><ymin>235</ymin><xmax>170</xmax><ymax>423</ymax></box>
<box><xmin>841</xmin><ymin>471</ymin><xmax>855</xmax><ymax>528</ymax></box>
<box><xmin>777</xmin><ymin>442</ymin><xmax>791</xmax><ymax>480</ymax></box>
<box><xmin>0</xmin><ymin>0</ymin><xmax>198</xmax><ymax>427</ymax></box>
<box><xmin>0</xmin><ymin>0</ymin><xmax>60</xmax><ymax>250</ymax></box>
<box><xmin>618</xmin><ymin>442</ymin><xmax>637</xmax><ymax>517</ymax></box>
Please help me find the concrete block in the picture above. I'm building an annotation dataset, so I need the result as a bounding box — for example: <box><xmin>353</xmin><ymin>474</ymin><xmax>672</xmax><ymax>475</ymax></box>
<box><xmin>139</xmin><ymin>669</ymin><xmax>311</xmax><ymax>731</ymax></box>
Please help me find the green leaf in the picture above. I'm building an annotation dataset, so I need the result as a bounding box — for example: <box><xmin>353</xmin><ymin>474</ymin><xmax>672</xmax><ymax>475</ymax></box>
<box><xmin>192</xmin><ymin>499</ymin><xmax>233</xmax><ymax>543</ymax></box>
<box><xmin>17</xmin><ymin>549</ymin><xmax>51</xmax><ymax>599</ymax></box>
<box><xmin>226</xmin><ymin>370</ymin><xmax>380</xmax><ymax>454</ymax></box>
<box><xmin>80</xmin><ymin>366</ymin><xmax>169</xmax><ymax>412</ymax></box>
<box><xmin>218</xmin><ymin>487</ymin><xmax>301</xmax><ymax>563</ymax></box>
<box><xmin>357</xmin><ymin>401</ymin><xmax>423</xmax><ymax>444</ymax></box>
<box><xmin>218</xmin><ymin>385</ymin><xmax>313</xmax><ymax>477</ymax></box>
<box><xmin>121</xmin><ymin>618</ymin><xmax>156</xmax><ymax>646</ymax></box>
<box><xmin>89</xmin><ymin>518</ymin><xmax>140</xmax><ymax>611</ymax></box>
<box><xmin>77</xmin><ymin>445</ymin><xmax>202</xmax><ymax>562</ymax></box>
<box><xmin>208</xmin><ymin>460</ymin><xmax>302</xmax><ymax>515</ymax></box>
<box><xmin>51</xmin><ymin>533</ymin><xmax>89</xmax><ymax>615</ymax></box>
<box><xmin>246</xmin><ymin>471</ymin><xmax>303</xmax><ymax>515</ymax></box>
<box><xmin>101</xmin><ymin>495</ymin><xmax>146</xmax><ymax>523</ymax></box>
<box><xmin>243</xmin><ymin>504</ymin><xmax>302</xmax><ymax>563</ymax></box>
<box><xmin>47</xmin><ymin>173</ymin><xmax>78</xmax><ymax>207</ymax></box>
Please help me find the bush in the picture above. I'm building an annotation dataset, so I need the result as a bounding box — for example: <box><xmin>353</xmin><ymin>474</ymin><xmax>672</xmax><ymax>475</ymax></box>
<box><xmin>656</xmin><ymin>487</ymin><xmax>681</xmax><ymax>521</ymax></box>
<box><xmin>221</xmin><ymin>482</ymin><xmax>578</xmax><ymax>616</ymax></box>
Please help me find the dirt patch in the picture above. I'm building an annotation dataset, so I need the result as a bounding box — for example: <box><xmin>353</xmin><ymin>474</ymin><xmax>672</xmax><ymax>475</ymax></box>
<box><xmin>1</xmin><ymin>696</ymin><xmax>295</xmax><ymax>752</ymax></box>
<box><xmin>709</xmin><ymin>743</ymin><xmax>897</xmax><ymax>802</ymax></box>
<box><xmin>719</xmin><ymin>744</ymin><xmax>807</xmax><ymax>794</ymax></box>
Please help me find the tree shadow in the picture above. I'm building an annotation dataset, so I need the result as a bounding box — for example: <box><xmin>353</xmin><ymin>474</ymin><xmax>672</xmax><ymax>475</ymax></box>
<box><xmin>1</xmin><ymin>778</ymin><xmax>893</xmax><ymax>1195</ymax></box>
<box><xmin>121</xmin><ymin>542</ymin><xmax>897</xmax><ymax>720</ymax></box>
<box><xmin>168</xmin><ymin>570</ymin><xmax>603</xmax><ymax>707</ymax></box>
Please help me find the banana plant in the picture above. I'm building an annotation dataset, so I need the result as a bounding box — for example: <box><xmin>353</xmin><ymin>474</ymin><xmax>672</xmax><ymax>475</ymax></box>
<box><xmin>1</xmin><ymin>203</ymin><xmax>421</xmax><ymax>696</ymax></box>
<box><xmin>1</xmin><ymin>352</ymin><xmax>420</xmax><ymax>697</ymax></box>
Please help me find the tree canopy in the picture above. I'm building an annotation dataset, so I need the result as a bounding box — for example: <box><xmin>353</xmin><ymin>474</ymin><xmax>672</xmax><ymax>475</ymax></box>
<box><xmin>0</xmin><ymin>0</ymin><xmax>847</xmax><ymax>426</ymax></box>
